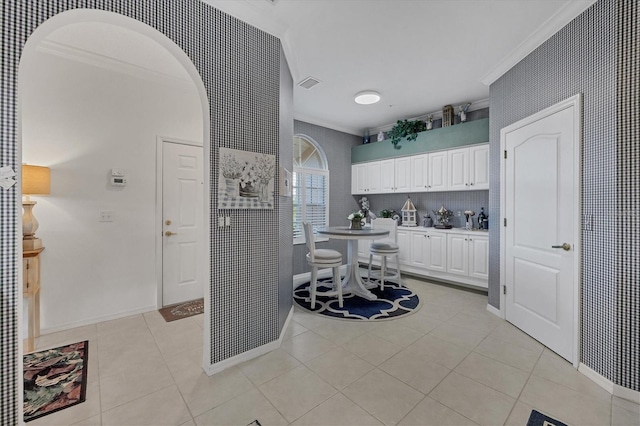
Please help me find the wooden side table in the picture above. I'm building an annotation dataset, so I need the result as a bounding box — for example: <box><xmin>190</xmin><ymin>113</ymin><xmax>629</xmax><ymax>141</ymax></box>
<box><xmin>23</xmin><ymin>247</ymin><xmax>43</xmax><ymax>353</ymax></box>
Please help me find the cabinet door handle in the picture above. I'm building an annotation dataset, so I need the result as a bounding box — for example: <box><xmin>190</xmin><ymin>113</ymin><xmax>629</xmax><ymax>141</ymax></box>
<box><xmin>470</xmin><ymin>182</ymin><xmax>474</xmax><ymax>186</ymax></box>
<box><xmin>165</xmin><ymin>231</ymin><xmax>178</xmax><ymax>236</ymax></box>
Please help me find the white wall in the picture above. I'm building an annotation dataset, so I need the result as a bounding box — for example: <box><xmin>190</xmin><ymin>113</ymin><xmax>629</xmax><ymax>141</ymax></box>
<box><xmin>21</xmin><ymin>49</ymin><xmax>202</xmax><ymax>332</ymax></box>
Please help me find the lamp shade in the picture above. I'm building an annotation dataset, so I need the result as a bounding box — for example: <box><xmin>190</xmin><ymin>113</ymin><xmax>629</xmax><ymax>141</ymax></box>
<box><xmin>22</xmin><ymin>165</ymin><xmax>50</xmax><ymax>195</ymax></box>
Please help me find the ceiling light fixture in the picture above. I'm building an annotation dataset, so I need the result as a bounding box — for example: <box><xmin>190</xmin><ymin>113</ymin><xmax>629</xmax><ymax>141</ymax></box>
<box><xmin>354</xmin><ymin>91</ymin><xmax>381</xmax><ymax>105</ymax></box>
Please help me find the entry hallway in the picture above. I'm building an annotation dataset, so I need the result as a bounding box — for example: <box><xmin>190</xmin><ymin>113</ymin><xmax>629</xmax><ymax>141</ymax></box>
<box><xmin>30</xmin><ymin>277</ymin><xmax>639</xmax><ymax>426</ymax></box>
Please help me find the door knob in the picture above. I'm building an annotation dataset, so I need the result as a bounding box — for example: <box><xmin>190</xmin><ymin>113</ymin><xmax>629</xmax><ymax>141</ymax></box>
<box><xmin>165</xmin><ymin>231</ymin><xmax>178</xmax><ymax>237</ymax></box>
<box><xmin>551</xmin><ymin>243</ymin><xmax>571</xmax><ymax>251</ymax></box>
<box><xmin>165</xmin><ymin>219</ymin><xmax>172</xmax><ymax>225</ymax></box>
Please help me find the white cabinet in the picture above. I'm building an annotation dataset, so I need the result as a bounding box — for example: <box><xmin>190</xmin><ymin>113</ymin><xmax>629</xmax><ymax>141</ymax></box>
<box><xmin>396</xmin><ymin>229</ymin><xmax>411</xmax><ymax>265</ymax></box>
<box><xmin>446</xmin><ymin>234</ymin><xmax>489</xmax><ymax>280</ymax></box>
<box><xmin>448</xmin><ymin>148</ymin><xmax>469</xmax><ymax>191</ymax></box>
<box><xmin>357</xmin><ymin>227</ymin><xmax>488</xmax><ymax>289</ymax></box>
<box><xmin>380</xmin><ymin>159</ymin><xmax>395</xmax><ymax>193</ymax></box>
<box><xmin>447</xmin><ymin>144</ymin><xmax>489</xmax><ymax>191</ymax></box>
<box><xmin>394</xmin><ymin>157</ymin><xmax>412</xmax><ymax>193</ymax></box>
<box><xmin>428</xmin><ymin>151</ymin><xmax>448</xmax><ymax>191</ymax></box>
<box><xmin>446</xmin><ymin>234</ymin><xmax>469</xmax><ymax>276</ymax></box>
<box><xmin>351</xmin><ymin>143</ymin><xmax>488</xmax><ymax>194</ymax></box>
<box><xmin>469</xmin><ymin>144</ymin><xmax>490</xmax><ymax>190</ymax></box>
<box><xmin>468</xmin><ymin>235</ymin><xmax>489</xmax><ymax>279</ymax></box>
<box><xmin>351</xmin><ymin>162</ymin><xmax>382</xmax><ymax>194</ymax></box>
<box><xmin>409</xmin><ymin>232</ymin><xmax>428</xmax><ymax>268</ymax></box>
<box><xmin>425</xmin><ymin>232</ymin><xmax>447</xmax><ymax>272</ymax></box>
<box><xmin>410</xmin><ymin>154</ymin><xmax>429</xmax><ymax>191</ymax></box>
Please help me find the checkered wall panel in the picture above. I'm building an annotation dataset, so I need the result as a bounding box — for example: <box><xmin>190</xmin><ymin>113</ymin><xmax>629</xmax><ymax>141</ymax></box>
<box><xmin>616</xmin><ymin>0</ymin><xmax>639</xmax><ymax>392</ymax></box>
<box><xmin>1</xmin><ymin>1</ymin><xmax>281</xmax><ymax>422</ymax></box>
<box><xmin>491</xmin><ymin>0</ymin><xmax>639</xmax><ymax>391</ymax></box>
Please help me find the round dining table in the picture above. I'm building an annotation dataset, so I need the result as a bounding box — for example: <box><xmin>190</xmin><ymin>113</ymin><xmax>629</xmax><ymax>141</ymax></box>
<box><xmin>317</xmin><ymin>226</ymin><xmax>389</xmax><ymax>300</ymax></box>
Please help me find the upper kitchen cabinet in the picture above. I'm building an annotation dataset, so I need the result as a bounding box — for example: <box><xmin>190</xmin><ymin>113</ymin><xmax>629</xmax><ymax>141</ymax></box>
<box><xmin>351</xmin><ymin>161</ymin><xmax>382</xmax><ymax>194</ymax></box>
<box><xmin>448</xmin><ymin>144</ymin><xmax>489</xmax><ymax>191</ymax></box>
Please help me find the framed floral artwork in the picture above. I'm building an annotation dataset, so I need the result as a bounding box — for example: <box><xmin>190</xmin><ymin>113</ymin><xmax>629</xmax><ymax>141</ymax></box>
<box><xmin>218</xmin><ymin>148</ymin><xmax>276</xmax><ymax>209</ymax></box>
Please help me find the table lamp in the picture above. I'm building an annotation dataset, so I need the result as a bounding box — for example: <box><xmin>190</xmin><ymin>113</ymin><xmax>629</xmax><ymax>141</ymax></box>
<box><xmin>22</xmin><ymin>164</ymin><xmax>50</xmax><ymax>251</ymax></box>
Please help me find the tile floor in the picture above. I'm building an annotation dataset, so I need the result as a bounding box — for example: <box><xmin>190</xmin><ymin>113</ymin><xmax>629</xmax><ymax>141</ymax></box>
<box><xmin>29</xmin><ymin>276</ymin><xmax>640</xmax><ymax>426</ymax></box>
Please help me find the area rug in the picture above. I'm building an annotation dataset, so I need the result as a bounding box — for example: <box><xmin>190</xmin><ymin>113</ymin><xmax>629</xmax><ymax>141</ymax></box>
<box><xmin>293</xmin><ymin>278</ymin><xmax>420</xmax><ymax>321</ymax></box>
<box><xmin>23</xmin><ymin>340</ymin><xmax>89</xmax><ymax>423</ymax></box>
<box><xmin>527</xmin><ymin>409</ymin><xmax>568</xmax><ymax>426</ymax></box>
<box><xmin>159</xmin><ymin>298</ymin><xmax>204</xmax><ymax>322</ymax></box>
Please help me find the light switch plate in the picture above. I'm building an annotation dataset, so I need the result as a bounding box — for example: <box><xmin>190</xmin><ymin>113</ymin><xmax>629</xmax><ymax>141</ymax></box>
<box><xmin>225</xmin><ymin>216</ymin><xmax>231</xmax><ymax>226</ymax></box>
<box><xmin>218</xmin><ymin>216</ymin><xmax>224</xmax><ymax>227</ymax></box>
<box><xmin>100</xmin><ymin>211</ymin><xmax>114</xmax><ymax>222</ymax></box>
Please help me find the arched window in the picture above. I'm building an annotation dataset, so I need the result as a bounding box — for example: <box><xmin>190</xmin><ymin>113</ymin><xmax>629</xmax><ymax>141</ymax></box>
<box><xmin>293</xmin><ymin>134</ymin><xmax>329</xmax><ymax>242</ymax></box>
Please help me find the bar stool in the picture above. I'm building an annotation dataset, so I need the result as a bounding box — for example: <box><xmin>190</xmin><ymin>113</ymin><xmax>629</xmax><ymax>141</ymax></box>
<box><xmin>302</xmin><ymin>222</ymin><xmax>344</xmax><ymax>308</ymax></box>
<box><xmin>368</xmin><ymin>218</ymin><xmax>402</xmax><ymax>289</ymax></box>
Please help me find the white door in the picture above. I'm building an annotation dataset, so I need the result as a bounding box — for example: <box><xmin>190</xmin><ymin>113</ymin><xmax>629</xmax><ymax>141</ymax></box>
<box><xmin>502</xmin><ymin>95</ymin><xmax>580</xmax><ymax>364</ymax></box>
<box><xmin>162</xmin><ymin>141</ymin><xmax>204</xmax><ymax>306</ymax></box>
<box><xmin>396</xmin><ymin>230</ymin><xmax>411</xmax><ymax>265</ymax></box>
<box><xmin>352</xmin><ymin>164</ymin><xmax>367</xmax><ymax>194</ymax></box>
<box><xmin>410</xmin><ymin>232</ymin><xmax>428</xmax><ymax>268</ymax></box>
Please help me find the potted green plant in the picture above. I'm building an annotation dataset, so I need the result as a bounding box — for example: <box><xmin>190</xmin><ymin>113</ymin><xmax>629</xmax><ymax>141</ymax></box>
<box><xmin>387</xmin><ymin>119</ymin><xmax>426</xmax><ymax>149</ymax></box>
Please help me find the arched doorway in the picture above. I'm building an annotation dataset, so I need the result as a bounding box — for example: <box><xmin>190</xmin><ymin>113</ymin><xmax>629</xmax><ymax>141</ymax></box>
<box><xmin>18</xmin><ymin>9</ymin><xmax>211</xmax><ymax>416</ymax></box>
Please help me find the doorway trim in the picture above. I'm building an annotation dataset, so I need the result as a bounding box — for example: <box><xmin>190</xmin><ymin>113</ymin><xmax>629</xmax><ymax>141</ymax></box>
<box><xmin>18</xmin><ymin>8</ymin><xmax>213</xmax><ymax>389</ymax></box>
<box><xmin>499</xmin><ymin>93</ymin><xmax>582</xmax><ymax>367</ymax></box>
<box><xmin>155</xmin><ymin>136</ymin><xmax>205</xmax><ymax>309</ymax></box>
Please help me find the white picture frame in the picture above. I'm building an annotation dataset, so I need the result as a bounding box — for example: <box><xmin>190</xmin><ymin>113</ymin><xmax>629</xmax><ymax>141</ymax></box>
<box><xmin>218</xmin><ymin>147</ymin><xmax>275</xmax><ymax>209</ymax></box>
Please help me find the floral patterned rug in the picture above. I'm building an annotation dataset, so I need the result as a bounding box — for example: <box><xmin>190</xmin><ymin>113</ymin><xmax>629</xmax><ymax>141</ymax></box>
<box><xmin>23</xmin><ymin>340</ymin><xmax>89</xmax><ymax>422</ymax></box>
<box><xmin>159</xmin><ymin>298</ymin><xmax>204</xmax><ymax>322</ymax></box>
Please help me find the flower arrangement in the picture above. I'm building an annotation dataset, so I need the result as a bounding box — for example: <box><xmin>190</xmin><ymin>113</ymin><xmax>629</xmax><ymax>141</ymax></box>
<box><xmin>347</xmin><ymin>212</ymin><xmax>364</xmax><ymax>221</ymax></box>
<box><xmin>254</xmin><ymin>155</ymin><xmax>276</xmax><ymax>184</ymax></box>
<box><xmin>239</xmin><ymin>161</ymin><xmax>258</xmax><ymax>189</ymax></box>
<box><xmin>221</xmin><ymin>153</ymin><xmax>244</xmax><ymax>179</ymax></box>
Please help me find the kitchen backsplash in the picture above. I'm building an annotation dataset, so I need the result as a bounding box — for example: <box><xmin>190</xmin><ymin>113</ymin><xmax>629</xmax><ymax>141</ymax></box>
<box><xmin>358</xmin><ymin>191</ymin><xmax>489</xmax><ymax>229</ymax></box>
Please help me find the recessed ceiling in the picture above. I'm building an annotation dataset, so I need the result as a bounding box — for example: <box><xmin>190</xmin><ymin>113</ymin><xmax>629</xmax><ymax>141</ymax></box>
<box><xmin>206</xmin><ymin>0</ymin><xmax>596</xmax><ymax>135</ymax></box>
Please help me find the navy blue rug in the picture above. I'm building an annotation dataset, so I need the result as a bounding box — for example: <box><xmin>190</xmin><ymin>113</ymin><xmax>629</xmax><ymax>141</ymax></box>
<box><xmin>526</xmin><ymin>410</ymin><xmax>568</xmax><ymax>426</ymax></box>
<box><xmin>293</xmin><ymin>278</ymin><xmax>420</xmax><ymax>321</ymax></box>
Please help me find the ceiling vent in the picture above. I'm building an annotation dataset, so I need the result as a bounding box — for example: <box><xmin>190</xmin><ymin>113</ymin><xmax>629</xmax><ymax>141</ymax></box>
<box><xmin>298</xmin><ymin>77</ymin><xmax>321</xmax><ymax>90</ymax></box>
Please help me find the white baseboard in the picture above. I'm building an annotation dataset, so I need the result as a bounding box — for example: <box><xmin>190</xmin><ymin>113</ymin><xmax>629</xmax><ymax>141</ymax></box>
<box><xmin>579</xmin><ymin>363</ymin><xmax>640</xmax><ymax>403</ymax></box>
<box><xmin>40</xmin><ymin>304</ymin><xmax>157</xmax><ymax>335</ymax></box>
<box><xmin>204</xmin><ymin>305</ymin><xmax>295</xmax><ymax>376</ymax></box>
<box><xmin>293</xmin><ymin>265</ymin><xmax>348</xmax><ymax>288</ymax></box>
<box><xmin>486</xmin><ymin>303</ymin><xmax>503</xmax><ymax>318</ymax></box>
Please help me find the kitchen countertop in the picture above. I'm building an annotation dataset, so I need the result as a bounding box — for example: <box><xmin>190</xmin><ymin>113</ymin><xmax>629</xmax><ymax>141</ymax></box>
<box><xmin>396</xmin><ymin>226</ymin><xmax>489</xmax><ymax>234</ymax></box>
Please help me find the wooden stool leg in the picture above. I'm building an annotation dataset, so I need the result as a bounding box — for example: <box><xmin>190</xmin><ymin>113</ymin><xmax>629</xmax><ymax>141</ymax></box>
<box><xmin>380</xmin><ymin>256</ymin><xmax>387</xmax><ymax>290</ymax></box>
<box><xmin>368</xmin><ymin>253</ymin><xmax>373</xmax><ymax>283</ymax></box>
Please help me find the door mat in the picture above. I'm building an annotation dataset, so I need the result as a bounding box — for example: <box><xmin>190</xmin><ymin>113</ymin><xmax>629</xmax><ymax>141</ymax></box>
<box><xmin>527</xmin><ymin>409</ymin><xmax>568</xmax><ymax>426</ymax></box>
<box><xmin>293</xmin><ymin>278</ymin><xmax>420</xmax><ymax>321</ymax></box>
<box><xmin>159</xmin><ymin>298</ymin><xmax>204</xmax><ymax>322</ymax></box>
<box><xmin>24</xmin><ymin>340</ymin><xmax>89</xmax><ymax>423</ymax></box>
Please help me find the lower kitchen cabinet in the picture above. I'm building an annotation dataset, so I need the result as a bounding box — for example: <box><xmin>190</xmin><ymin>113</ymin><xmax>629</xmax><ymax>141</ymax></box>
<box><xmin>358</xmin><ymin>227</ymin><xmax>488</xmax><ymax>289</ymax></box>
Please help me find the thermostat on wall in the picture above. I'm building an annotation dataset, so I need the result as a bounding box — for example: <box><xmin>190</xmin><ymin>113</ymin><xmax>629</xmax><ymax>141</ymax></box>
<box><xmin>110</xmin><ymin>168</ymin><xmax>127</xmax><ymax>186</ymax></box>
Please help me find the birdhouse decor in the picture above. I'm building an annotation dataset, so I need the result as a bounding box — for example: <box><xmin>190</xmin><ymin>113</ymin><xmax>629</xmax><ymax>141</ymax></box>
<box><xmin>401</xmin><ymin>197</ymin><xmax>417</xmax><ymax>227</ymax></box>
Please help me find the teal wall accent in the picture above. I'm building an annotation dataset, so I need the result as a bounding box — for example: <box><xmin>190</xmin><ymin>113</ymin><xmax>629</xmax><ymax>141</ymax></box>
<box><xmin>351</xmin><ymin>118</ymin><xmax>489</xmax><ymax>163</ymax></box>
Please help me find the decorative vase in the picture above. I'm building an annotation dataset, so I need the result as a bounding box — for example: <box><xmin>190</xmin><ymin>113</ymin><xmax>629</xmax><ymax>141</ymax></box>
<box><xmin>350</xmin><ymin>219</ymin><xmax>363</xmax><ymax>230</ymax></box>
<box><xmin>258</xmin><ymin>181</ymin><xmax>270</xmax><ymax>202</ymax></box>
<box><xmin>224</xmin><ymin>178</ymin><xmax>238</xmax><ymax>197</ymax></box>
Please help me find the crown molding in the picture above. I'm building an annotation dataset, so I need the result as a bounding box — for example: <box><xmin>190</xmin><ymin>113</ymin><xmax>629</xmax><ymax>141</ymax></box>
<box><xmin>294</xmin><ymin>113</ymin><xmax>361</xmax><ymax>136</ymax></box>
<box><xmin>480</xmin><ymin>0</ymin><xmax>597</xmax><ymax>86</ymax></box>
<box><xmin>36</xmin><ymin>39</ymin><xmax>194</xmax><ymax>88</ymax></box>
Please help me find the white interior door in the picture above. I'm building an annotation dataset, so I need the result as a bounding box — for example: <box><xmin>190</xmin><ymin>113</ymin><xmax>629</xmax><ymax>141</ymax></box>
<box><xmin>502</xmin><ymin>95</ymin><xmax>580</xmax><ymax>364</ymax></box>
<box><xmin>162</xmin><ymin>141</ymin><xmax>204</xmax><ymax>306</ymax></box>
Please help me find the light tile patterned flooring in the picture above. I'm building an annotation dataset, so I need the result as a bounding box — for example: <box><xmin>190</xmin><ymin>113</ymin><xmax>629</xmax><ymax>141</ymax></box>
<box><xmin>30</xmin><ymin>276</ymin><xmax>639</xmax><ymax>426</ymax></box>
